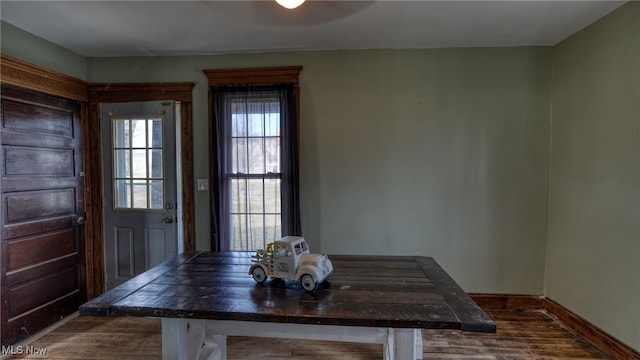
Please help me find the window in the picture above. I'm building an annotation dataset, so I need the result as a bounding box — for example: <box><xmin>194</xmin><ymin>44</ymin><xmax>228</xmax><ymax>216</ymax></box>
<box><xmin>111</xmin><ymin>115</ymin><xmax>164</xmax><ymax>210</ymax></box>
<box><xmin>206</xmin><ymin>66</ymin><xmax>302</xmax><ymax>252</ymax></box>
<box><xmin>228</xmin><ymin>93</ymin><xmax>282</xmax><ymax>249</ymax></box>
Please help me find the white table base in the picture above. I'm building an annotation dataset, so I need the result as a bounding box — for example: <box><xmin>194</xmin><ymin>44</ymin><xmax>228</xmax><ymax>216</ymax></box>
<box><xmin>162</xmin><ymin>318</ymin><xmax>423</xmax><ymax>360</ymax></box>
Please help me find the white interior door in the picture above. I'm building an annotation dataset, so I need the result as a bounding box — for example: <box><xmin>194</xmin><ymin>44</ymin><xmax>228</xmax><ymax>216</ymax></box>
<box><xmin>101</xmin><ymin>101</ymin><xmax>178</xmax><ymax>290</ymax></box>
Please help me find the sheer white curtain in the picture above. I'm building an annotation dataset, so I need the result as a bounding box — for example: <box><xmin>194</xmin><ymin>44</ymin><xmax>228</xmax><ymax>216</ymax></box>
<box><xmin>211</xmin><ymin>84</ymin><xmax>300</xmax><ymax>251</ymax></box>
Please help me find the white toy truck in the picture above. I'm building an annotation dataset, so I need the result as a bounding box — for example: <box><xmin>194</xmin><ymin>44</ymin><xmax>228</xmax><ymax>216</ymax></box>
<box><xmin>249</xmin><ymin>236</ymin><xmax>333</xmax><ymax>292</ymax></box>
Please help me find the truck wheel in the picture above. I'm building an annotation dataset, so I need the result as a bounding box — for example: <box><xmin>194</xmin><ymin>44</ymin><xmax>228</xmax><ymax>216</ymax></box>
<box><xmin>251</xmin><ymin>267</ymin><xmax>267</xmax><ymax>284</ymax></box>
<box><xmin>300</xmin><ymin>274</ymin><xmax>317</xmax><ymax>292</ymax></box>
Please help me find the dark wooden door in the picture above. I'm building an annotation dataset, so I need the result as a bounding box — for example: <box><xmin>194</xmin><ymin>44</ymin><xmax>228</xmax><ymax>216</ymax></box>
<box><xmin>1</xmin><ymin>84</ymin><xmax>86</xmax><ymax>346</ymax></box>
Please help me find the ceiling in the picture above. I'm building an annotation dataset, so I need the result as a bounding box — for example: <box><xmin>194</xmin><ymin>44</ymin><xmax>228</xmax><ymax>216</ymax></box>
<box><xmin>0</xmin><ymin>1</ymin><xmax>626</xmax><ymax>57</ymax></box>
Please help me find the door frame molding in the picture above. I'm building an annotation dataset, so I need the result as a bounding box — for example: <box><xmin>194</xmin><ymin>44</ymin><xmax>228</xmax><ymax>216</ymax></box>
<box><xmin>0</xmin><ymin>54</ymin><xmax>87</xmax><ymax>102</ymax></box>
<box><xmin>88</xmin><ymin>82</ymin><xmax>195</xmax><ymax>298</ymax></box>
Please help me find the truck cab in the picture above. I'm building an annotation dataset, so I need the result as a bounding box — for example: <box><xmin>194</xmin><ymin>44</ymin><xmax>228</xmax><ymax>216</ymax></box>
<box><xmin>249</xmin><ymin>236</ymin><xmax>333</xmax><ymax>292</ymax></box>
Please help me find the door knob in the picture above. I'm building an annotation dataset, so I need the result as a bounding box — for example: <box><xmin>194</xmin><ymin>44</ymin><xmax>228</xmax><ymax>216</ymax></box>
<box><xmin>162</xmin><ymin>217</ymin><xmax>174</xmax><ymax>224</ymax></box>
<box><xmin>77</xmin><ymin>216</ymin><xmax>86</xmax><ymax>225</ymax></box>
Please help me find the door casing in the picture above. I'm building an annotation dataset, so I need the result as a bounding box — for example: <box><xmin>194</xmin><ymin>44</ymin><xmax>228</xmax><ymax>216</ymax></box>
<box><xmin>87</xmin><ymin>83</ymin><xmax>195</xmax><ymax>297</ymax></box>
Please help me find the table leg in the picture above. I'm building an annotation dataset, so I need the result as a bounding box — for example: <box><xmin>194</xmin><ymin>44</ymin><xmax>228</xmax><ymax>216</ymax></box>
<box><xmin>162</xmin><ymin>318</ymin><xmax>227</xmax><ymax>360</ymax></box>
<box><xmin>384</xmin><ymin>328</ymin><xmax>423</xmax><ymax>360</ymax></box>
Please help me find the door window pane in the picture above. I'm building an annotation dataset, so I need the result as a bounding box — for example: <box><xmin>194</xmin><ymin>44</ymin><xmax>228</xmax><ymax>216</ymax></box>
<box><xmin>113</xmin><ymin>119</ymin><xmax>130</xmax><ymax>147</ymax></box>
<box><xmin>131</xmin><ymin>119</ymin><xmax>147</xmax><ymax>147</ymax></box>
<box><xmin>149</xmin><ymin>149</ymin><xmax>163</xmax><ymax>178</ymax></box>
<box><xmin>150</xmin><ymin>180</ymin><xmax>163</xmax><ymax>209</ymax></box>
<box><xmin>132</xmin><ymin>149</ymin><xmax>147</xmax><ymax>178</ymax></box>
<box><xmin>150</xmin><ymin>118</ymin><xmax>163</xmax><ymax>147</ymax></box>
<box><xmin>112</xmin><ymin>115</ymin><xmax>165</xmax><ymax>210</ymax></box>
<box><xmin>115</xmin><ymin>179</ymin><xmax>131</xmax><ymax>208</ymax></box>
<box><xmin>132</xmin><ymin>180</ymin><xmax>148</xmax><ymax>208</ymax></box>
<box><xmin>114</xmin><ymin>150</ymin><xmax>130</xmax><ymax>178</ymax></box>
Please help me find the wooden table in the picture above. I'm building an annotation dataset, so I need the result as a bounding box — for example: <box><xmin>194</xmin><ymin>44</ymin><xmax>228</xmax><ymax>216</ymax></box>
<box><xmin>80</xmin><ymin>252</ymin><xmax>495</xmax><ymax>360</ymax></box>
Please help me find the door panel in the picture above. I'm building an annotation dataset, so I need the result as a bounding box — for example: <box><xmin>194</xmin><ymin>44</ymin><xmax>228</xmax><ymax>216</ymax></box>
<box><xmin>101</xmin><ymin>101</ymin><xmax>177</xmax><ymax>290</ymax></box>
<box><xmin>146</xmin><ymin>228</ymin><xmax>170</xmax><ymax>267</ymax></box>
<box><xmin>1</xmin><ymin>83</ymin><xmax>86</xmax><ymax>346</ymax></box>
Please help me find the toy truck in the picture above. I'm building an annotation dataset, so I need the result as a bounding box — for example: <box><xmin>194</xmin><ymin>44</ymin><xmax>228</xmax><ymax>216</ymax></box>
<box><xmin>249</xmin><ymin>236</ymin><xmax>333</xmax><ymax>292</ymax></box>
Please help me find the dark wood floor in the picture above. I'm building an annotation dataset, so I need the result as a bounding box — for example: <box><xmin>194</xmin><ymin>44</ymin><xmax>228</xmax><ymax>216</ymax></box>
<box><xmin>4</xmin><ymin>310</ymin><xmax>609</xmax><ymax>360</ymax></box>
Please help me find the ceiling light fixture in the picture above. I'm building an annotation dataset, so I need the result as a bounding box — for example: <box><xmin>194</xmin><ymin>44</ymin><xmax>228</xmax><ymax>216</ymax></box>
<box><xmin>275</xmin><ymin>0</ymin><xmax>305</xmax><ymax>9</ymax></box>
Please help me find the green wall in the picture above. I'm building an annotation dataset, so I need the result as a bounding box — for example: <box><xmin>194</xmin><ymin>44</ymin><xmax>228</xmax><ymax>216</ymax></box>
<box><xmin>546</xmin><ymin>2</ymin><xmax>640</xmax><ymax>349</ymax></box>
<box><xmin>86</xmin><ymin>47</ymin><xmax>552</xmax><ymax>294</ymax></box>
<box><xmin>0</xmin><ymin>21</ymin><xmax>86</xmax><ymax>80</ymax></box>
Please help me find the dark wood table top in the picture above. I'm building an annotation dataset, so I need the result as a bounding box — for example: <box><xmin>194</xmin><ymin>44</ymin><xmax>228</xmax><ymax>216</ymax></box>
<box><xmin>79</xmin><ymin>252</ymin><xmax>496</xmax><ymax>333</ymax></box>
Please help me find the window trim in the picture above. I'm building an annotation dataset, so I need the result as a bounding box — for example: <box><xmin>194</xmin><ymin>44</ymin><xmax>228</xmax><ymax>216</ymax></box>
<box><xmin>204</xmin><ymin>66</ymin><xmax>302</xmax><ymax>87</ymax></box>
<box><xmin>204</xmin><ymin>66</ymin><xmax>302</xmax><ymax>155</ymax></box>
<box><xmin>204</xmin><ymin>66</ymin><xmax>302</xmax><ymax>252</ymax></box>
